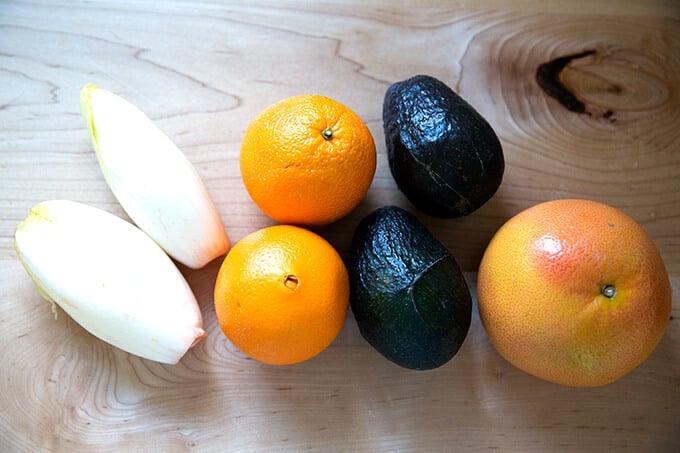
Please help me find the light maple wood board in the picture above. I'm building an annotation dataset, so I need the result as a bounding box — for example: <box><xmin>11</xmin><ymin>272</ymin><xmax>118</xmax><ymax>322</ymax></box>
<box><xmin>1</xmin><ymin>1</ymin><xmax>679</xmax><ymax>451</ymax></box>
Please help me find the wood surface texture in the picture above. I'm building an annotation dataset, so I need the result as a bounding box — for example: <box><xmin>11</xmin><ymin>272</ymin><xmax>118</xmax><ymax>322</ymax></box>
<box><xmin>1</xmin><ymin>1</ymin><xmax>679</xmax><ymax>451</ymax></box>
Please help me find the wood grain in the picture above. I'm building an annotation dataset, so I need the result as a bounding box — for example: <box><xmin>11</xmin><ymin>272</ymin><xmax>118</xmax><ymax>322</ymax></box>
<box><xmin>1</xmin><ymin>1</ymin><xmax>679</xmax><ymax>451</ymax></box>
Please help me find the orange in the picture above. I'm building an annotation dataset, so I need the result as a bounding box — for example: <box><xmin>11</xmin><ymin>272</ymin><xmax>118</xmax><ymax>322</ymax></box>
<box><xmin>477</xmin><ymin>199</ymin><xmax>672</xmax><ymax>387</ymax></box>
<box><xmin>240</xmin><ymin>94</ymin><xmax>376</xmax><ymax>226</ymax></box>
<box><xmin>213</xmin><ymin>225</ymin><xmax>349</xmax><ymax>365</ymax></box>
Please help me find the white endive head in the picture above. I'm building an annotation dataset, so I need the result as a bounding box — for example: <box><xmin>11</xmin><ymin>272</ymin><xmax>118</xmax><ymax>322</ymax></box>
<box><xmin>80</xmin><ymin>84</ymin><xmax>229</xmax><ymax>269</ymax></box>
<box><xmin>14</xmin><ymin>200</ymin><xmax>206</xmax><ymax>365</ymax></box>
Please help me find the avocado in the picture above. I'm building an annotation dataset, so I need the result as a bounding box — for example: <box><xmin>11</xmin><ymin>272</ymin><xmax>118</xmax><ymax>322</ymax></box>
<box><xmin>383</xmin><ymin>74</ymin><xmax>504</xmax><ymax>218</ymax></box>
<box><xmin>349</xmin><ymin>205</ymin><xmax>472</xmax><ymax>370</ymax></box>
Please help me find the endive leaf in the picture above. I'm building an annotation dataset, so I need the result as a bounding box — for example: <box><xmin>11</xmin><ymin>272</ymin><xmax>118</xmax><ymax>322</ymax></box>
<box><xmin>14</xmin><ymin>200</ymin><xmax>206</xmax><ymax>365</ymax></box>
<box><xmin>80</xmin><ymin>84</ymin><xmax>229</xmax><ymax>269</ymax></box>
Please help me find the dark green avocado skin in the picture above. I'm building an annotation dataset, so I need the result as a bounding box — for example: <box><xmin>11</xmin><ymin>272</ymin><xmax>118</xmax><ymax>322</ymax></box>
<box><xmin>349</xmin><ymin>205</ymin><xmax>472</xmax><ymax>370</ymax></box>
<box><xmin>383</xmin><ymin>74</ymin><xmax>504</xmax><ymax>218</ymax></box>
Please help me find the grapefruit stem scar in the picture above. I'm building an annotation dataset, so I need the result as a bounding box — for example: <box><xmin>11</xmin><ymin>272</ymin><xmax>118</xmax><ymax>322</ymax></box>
<box><xmin>601</xmin><ymin>284</ymin><xmax>616</xmax><ymax>298</ymax></box>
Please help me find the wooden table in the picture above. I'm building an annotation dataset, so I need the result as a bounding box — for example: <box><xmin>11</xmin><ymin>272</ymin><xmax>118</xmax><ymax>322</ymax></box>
<box><xmin>1</xmin><ymin>1</ymin><xmax>678</xmax><ymax>451</ymax></box>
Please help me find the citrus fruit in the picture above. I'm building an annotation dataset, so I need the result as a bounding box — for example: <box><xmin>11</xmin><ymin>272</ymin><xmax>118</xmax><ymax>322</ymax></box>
<box><xmin>213</xmin><ymin>225</ymin><xmax>349</xmax><ymax>365</ymax></box>
<box><xmin>477</xmin><ymin>199</ymin><xmax>672</xmax><ymax>387</ymax></box>
<box><xmin>240</xmin><ymin>94</ymin><xmax>376</xmax><ymax>226</ymax></box>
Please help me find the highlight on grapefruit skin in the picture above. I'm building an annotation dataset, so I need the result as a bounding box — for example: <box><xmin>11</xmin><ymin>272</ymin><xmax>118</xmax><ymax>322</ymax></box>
<box><xmin>476</xmin><ymin>199</ymin><xmax>672</xmax><ymax>387</ymax></box>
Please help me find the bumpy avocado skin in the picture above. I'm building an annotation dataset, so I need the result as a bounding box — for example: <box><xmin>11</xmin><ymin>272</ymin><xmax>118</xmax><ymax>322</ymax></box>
<box><xmin>383</xmin><ymin>75</ymin><xmax>504</xmax><ymax>218</ymax></box>
<box><xmin>349</xmin><ymin>206</ymin><xmax>472</xmax><ymax>370</ymax></box>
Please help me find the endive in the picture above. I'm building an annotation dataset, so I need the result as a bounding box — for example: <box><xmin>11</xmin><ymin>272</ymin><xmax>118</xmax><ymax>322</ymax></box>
<box><xmin>80</xmin><ymin>84</ymin><xmax>229</xmax><ymax>269</ymax></box>
<box><xmin>14</xmin><ymin>200</ymin><xmax>206</xmax><ymax>365</ymax></box>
